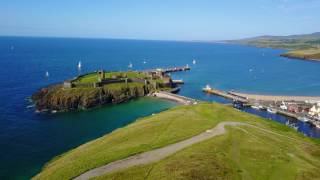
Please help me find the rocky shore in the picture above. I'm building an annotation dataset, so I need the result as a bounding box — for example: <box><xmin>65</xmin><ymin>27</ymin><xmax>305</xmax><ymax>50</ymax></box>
<box><xmin>31</xmin><ymin>82</ymin><xmax>152</xmax><ymax>112</ymax></box>
<box><xmin>31</xmin><ymin>68</ymin><xmax>190</xmax><ymax>112</ymax></box>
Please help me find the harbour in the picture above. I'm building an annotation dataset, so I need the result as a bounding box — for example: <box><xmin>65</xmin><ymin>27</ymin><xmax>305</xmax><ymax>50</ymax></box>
<box><xmin>202</xmin><ymin>86</ymin><xmax>320</xmax><ymax>129</ymax></box>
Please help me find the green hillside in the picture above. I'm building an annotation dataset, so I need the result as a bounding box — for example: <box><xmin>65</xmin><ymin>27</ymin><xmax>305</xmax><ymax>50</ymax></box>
<box><xmin>34</xmin><ymin>103</ymin><xmax>320</xmax><ymax>180</ymax></box>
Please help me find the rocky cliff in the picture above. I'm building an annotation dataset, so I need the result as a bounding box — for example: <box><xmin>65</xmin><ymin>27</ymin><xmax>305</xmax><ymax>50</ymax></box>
<box><xmin>32</xmin><ymin>82</ymin><xmax>153</xmax><ymax>112</ymax></box>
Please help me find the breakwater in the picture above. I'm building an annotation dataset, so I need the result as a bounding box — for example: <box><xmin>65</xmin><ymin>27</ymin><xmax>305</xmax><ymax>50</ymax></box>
<box><xmin>229</xmin><ymin>91</ymin><xmax>320</xmax><ymax>102</ymax></box>
<box><xmin>202</xmin><ymin>87</ymin><xmax>320</xmax><ymax>128</ymax></box>
<box><xmin>153</xmin><ymin>91</ymin><xmax>198</xmax><ymax>105</ymax></box>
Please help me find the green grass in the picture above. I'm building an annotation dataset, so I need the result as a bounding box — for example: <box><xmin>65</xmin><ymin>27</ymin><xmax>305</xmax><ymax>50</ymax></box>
<box><xmin>98</xmin><ymin>126</ymin><xmax>320</xmax><ymax>180</ymax></box>
<box><xmin>76</xmin><ymin>72</ymin><xmax>150</xmax><ymax>83</ymax></box>
<box><xmin>33</xmin><ymin>103</ymin><xmax>320</xmax><ymax>180</ymax></box>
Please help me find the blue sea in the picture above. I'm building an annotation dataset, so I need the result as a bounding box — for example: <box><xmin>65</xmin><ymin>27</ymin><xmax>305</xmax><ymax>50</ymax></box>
<box><xmin>1</xmin><ymin>37</ymin><xmax>320</xmax><ymax>179</ymax></box>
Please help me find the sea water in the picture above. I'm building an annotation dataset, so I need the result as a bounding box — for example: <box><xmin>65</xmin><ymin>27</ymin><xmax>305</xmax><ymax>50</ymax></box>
<box><xmin>1</xmin><ymin>37</ymin><xmax>320</xmax><ymax>179</ymax></box>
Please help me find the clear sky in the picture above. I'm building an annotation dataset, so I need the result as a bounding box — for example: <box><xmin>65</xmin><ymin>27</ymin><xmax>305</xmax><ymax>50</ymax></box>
<box><xmin>1</xmin><ymin>0</ymin><xmax>319</xmax><ymax>40</ymax></box>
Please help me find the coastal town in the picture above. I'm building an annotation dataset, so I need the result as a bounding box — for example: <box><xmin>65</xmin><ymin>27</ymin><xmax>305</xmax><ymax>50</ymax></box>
<box><xmin>203</xmin><ymin>85</ymin><xmax>320</xmax><ymax>129</ymax></box>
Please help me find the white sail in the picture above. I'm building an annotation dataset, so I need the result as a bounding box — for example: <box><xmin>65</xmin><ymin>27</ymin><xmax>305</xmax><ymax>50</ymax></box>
<box><xmin>78</xmin><ymin>61</ymin><xmax>82</xmax><ymax>69</ymax></box>
<box><xmin>192</xmin><ymin>59</ymin><xmax>196</xmax><ymax>64</ymax></box>
<box><xmin>45</xmin><ymin>71</ymin><xmax>49</xmax><ymax>77</ymax></box>
<box><xmin>128</xmin><ymin>62</ymin><xmax>133</xmax><ymax>68</ymax></box>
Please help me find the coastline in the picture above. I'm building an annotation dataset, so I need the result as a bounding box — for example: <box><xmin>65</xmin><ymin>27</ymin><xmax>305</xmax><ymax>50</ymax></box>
<box><xmin>280</xmin><ymin>53</ymin><xmax>320</xmax><ymax>62</ymax></box>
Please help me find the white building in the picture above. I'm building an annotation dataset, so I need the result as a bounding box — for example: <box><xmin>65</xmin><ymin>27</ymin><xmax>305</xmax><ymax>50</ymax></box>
<box><xmin>309</xmin><ymin>102</ymin><xmax>320</xmax><ymax>117</ymax></box>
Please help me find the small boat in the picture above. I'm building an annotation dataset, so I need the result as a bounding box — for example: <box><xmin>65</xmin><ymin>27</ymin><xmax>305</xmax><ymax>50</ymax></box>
<box><xmin>128</xmin><ymin>62</ymin><xmax>133</xmax><ymax>68</ymax></box>
<box><xmin>192</xmin><ymin>59</ymin><xmax>196</xmax><ymax>64</ymax></box>
<box><xmin>298</xmin><ymin>117</ymin><xmax>309</xmax><ymax>122</ymax></box>
<box><xmin>251</xmin><ymin>105</ymin><xmax>260</xmax><ymax>110</ymax></box>
<box><xmin>233</xmin><ymin>101</ymin><xmax>243</xmax><ymax>109</ymax></box>
<box><xmin>143</xmin><ymin>61</ymin><xmax>147</xmax><ymax>64</ymax></box>
<box><xmin>78</xmin><ymin>61</ymin><xmax>82</xmax><ymax>70</ymax></box>
<box><xmin>267</xmin><ymin>108</ymin><xmax>277</xmax><ymax>114</ymax></box>
<box><xmin>45</xmin><ymin>71</ymin><xmax>49</xmax><ymax>77</ymax></box>
<box><xmin>203</xmin><ymin>84</ymin><xmax>212</xmax><ymax>91</ymax></box>
<box><xmin>286</xmin><ymin>121</ymin><xmax>298</xmax><ymax>130</ymax></box>
<box><xmin>258</xmin><ymin>105</ymin><xmax>264</xmax><ymax>109</ymax></box>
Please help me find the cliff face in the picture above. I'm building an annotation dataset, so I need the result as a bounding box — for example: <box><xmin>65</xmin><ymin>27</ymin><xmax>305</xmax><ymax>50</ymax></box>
<box><xmin>31</xmin><ymin>82</ymin><xmax>152</xmax><ymax>112</ymax></box>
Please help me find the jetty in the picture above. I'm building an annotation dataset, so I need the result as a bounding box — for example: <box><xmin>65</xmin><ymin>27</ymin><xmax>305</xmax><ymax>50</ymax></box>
<box><xmin>153</xmin><ymin>91</ymin><xmax>198</xmax><ymax>105</ymax></box>
<box><xmin>172</xmin><ymin>79</ymin><xmax>184</xmax><ymax>84</ymax></box>
<box><xmin>202</xmin><ymin>86</ymin><xmax>320</xmax><ymax>128</ymax></box>
<box><xmin>144</xmin><ymin>66</ymin><xmax>190</xmax><ymax>74</ymax></box>
<box><xmin>228</xmin><ymin>91</ymin><xmax>320</xmax><ymax>102</ymax></box>
<box><xmin>202</xmin><ymin>88</ymin><xmax>249</xmax><ymax>103</ymax></box>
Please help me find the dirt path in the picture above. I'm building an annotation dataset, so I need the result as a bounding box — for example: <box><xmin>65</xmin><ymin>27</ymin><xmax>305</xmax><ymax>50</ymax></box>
<box><xmin>74</xmin><ymin>122</ymin><xmax>244</xmax><ymax>180</ymax></box>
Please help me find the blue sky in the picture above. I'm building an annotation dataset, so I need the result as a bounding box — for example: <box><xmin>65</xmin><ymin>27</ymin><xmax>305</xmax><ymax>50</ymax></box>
<box><xmin>1</xmin><ymin>0</ymin><xmax>319</xmax><ymax>40</ymax></box>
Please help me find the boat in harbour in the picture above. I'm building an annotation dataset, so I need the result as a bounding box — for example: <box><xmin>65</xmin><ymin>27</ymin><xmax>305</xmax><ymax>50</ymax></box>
<box><xmin>251</xmin><ymin>104</ymin><xmax>260</xmax><ymax>110</ymax></box>
<box><xmin>267</xmin><ymin>108</ymin><xmax>277</xmax><ymax>114</ymax></box>
<box><xmin>298</xmin><ymin>116</ymin><xmax>310</xmax><ymax>122</ymax></box>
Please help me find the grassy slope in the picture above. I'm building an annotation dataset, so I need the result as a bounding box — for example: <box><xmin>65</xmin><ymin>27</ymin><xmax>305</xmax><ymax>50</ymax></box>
<box><xmin>33</xmin><ymin>103</ymin><xmax>320</xmax><ymax>180</ymax></box>
<box><xmin>229</xmin><ymin>33</ymin><xmax>320</xmax><ymax>60</ymax></box>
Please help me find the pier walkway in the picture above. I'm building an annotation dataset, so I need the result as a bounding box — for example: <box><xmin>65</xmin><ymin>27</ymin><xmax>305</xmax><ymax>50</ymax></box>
<box><xmin>153</xmin><ymin>91</ymin><xmax>199</xmax><ymax>105</ymax></box>
<box><xmin>229</xmin><ymin>91</ymin><xmax>320</xmax><ymax>102</ymax></box>
<box><xmin>203</xmin><ymin>88</ymin><xmax>249</xmax><ymax>103</ymax></box>
<box><xmin>143</xmin><ymin>66</ymin><xmax>190</xmax><ymax>74</ymax></box>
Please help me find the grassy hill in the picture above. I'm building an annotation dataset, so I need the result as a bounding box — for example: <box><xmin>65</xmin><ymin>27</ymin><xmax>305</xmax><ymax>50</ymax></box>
<box><xmin>281</xmin><ymin>48</ymin><xmax>320</xmax><ymax>61</ymax></box>
<box><xmin>228</xmin><ymin>32</ymin><xmax>320</xmax><ymax>60</ymax></box>
<box><xmin>34</xmin><ymin>103</ymin><xmax>320</xmax><ymax>180</ymax></box>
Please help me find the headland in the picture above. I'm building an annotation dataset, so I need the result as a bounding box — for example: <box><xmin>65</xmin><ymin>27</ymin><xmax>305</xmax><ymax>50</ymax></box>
<box><xmin>32</xmin><ymin>66</ymin><xmax>190</xmax><ymax>112</ymax></box>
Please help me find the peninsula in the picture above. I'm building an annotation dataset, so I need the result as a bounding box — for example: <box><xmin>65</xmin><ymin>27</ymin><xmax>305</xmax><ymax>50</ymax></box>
<box><xmin>227</xmin><ymin>32</ymin><xmax>320</xmax><ymax>61</ymax></box>
<box><xmin>32</xmin><ymin>67</ymin><xmax>190</xmax><ymax>112</ymax></box>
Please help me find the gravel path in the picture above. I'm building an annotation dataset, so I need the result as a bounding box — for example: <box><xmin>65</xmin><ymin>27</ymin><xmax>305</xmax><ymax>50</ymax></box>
<box><xmin>74</xmin><ymin>121</ymin><xmax>244</xmax><ymax>180</ymax></box>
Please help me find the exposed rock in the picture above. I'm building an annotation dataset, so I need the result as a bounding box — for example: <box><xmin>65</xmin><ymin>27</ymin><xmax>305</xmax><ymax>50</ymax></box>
<box><xmin>31</xmin><ymin>82</ymin><xmax>153</xmax><ymax>112</ymax></box>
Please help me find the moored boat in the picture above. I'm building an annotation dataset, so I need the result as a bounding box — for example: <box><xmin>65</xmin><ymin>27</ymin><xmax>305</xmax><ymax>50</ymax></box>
<box><xmin>267</xmin><ymin>108</ymin><xmax>277</xmax><ymax>114</ymax></box>
<box><xmin>251</xmin><ymin>105</ymin><xmax>260</xmax><ymax>109</ymax></box>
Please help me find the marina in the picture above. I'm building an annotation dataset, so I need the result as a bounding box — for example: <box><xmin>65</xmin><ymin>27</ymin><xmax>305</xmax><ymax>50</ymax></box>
<box><xmin>203</xmin><ymin>86</ymin><xmax>320</xmax><ymax>129</ymax></box>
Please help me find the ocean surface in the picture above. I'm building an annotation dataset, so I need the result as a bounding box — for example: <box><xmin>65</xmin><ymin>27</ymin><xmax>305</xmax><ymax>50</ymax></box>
<box><xmin>1</xmin><ymin>37</ymin><xmax>320</xmax><ymax>179</ymax></box>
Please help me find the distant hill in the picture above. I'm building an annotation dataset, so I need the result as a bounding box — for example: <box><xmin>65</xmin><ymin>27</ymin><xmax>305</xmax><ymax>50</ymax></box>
<box><xmin>228</xmin><ymin>32</ymin><xmax>320</xmax><ymax>50</ymax></box>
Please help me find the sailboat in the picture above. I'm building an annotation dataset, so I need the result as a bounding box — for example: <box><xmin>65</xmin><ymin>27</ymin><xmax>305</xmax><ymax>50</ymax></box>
<box><xmin>192</xmin><ymin>59</ymin><xmax>196</xmax><ymax>64</ymax></box>
<box><xmin>128</xmin><ymin>62</ymin><xmax>133</xmax><ymax>68</ymax></box>
<box><xmin>77</xmin><ymin>61</ymin><xmax>82</xmax><ymax>70</ymax></box>
<box><xmin>45</xmin><ymin>71</ymin><xmax>49</xmax><ymax>77</ymax></box>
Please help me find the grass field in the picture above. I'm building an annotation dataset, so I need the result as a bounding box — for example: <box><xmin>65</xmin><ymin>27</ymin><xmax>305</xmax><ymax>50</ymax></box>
<box><xmin>76</xmin><ymin>71</ymin><xmax>149</xmax><ymax>83</ymax></box>
<box><xmin>33</xmin><ymin>103</ymin><xmax>320</xmax><ymax>180</ymax></box>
